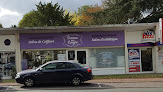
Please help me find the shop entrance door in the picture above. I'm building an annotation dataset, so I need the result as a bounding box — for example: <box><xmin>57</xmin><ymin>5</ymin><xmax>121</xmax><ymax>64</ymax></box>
<box><xmin>67</xmin><ymin>49</ymin><xmax>88</xmax><ymax>66</ymax></box>
<box><xmin>141</xmin><ymin>48</ymin><xmax>153</xmax><ymax>71</ymax></box>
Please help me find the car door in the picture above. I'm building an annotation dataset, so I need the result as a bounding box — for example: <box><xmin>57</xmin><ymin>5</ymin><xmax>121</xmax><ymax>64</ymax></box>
<box><xmin>36</xmin><ymin>63</ymin><xmax>57</xmax><ymax>83</ymax></box>
<box><xmin>54</xmin><ymin>62</ymin><xmax>72</xmax><ymax>83</ymax></box>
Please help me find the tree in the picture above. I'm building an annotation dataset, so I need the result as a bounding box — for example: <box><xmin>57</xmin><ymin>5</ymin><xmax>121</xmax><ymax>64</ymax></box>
<box><xmin>19</xmin><ymin>10</ymin><xmax>43</xmax><ymax>27</ymax></box>
<box><xmin>19</xmin><ymin>2</ymin><xmax>73</xmax><ymax>27</ymax></box>
<box><xmin>73</xmin><ymin>5</ymin><xmax>103</xmax><ymax>26</ymax></box>
<box><xmin>10</xmin><ymin>25</ymin><xmax>17</xmax><ymax>28</ymax></box>
<box><xmin>91</xmin><ymin>0</ymin><xmax>163</xmax><ymax>24</ymax></box>
<box><xmin>0</xmin><ymin>23</ymin><xmax>3</xmax><ymax>28</ymax></box>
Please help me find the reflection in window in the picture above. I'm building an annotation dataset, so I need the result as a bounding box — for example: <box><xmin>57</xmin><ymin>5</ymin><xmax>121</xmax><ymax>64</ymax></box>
<box><xmin>89</xmin><ymin>48</ymin><xmax>125</xmax><ymax>68</ymax></box>
<box><xmin>22</xmin><ymin>50</ymin><xmax>66</xmax><ymax>70</ymax></box>
<box><xmin>68</xmin><ymin>51</ymin><xmax>75</xmax><ymax>60</ymax></box>
<box><xmin>77</xmin><ymin>51</ymin><xmax>86</xmax><ymax>64</ymax></box>
<box><xmin>43</xmin><ymin>63</ymin><xmax>57</xmax><ymax>70</ymax></box>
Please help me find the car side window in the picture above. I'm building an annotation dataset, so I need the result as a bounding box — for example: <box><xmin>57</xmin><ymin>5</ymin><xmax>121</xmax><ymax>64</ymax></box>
<box><xmin>56</xmin><ymin>63</ymin><xmax>67</xmax><ymax>69</ymax></box>
<box><xmin>66</xmin><ymin>63</ymin><xmax>77</xmax><ymax>69</ymax></box>
<box><xmin>42</xmin><ymin>63</ymin><xmax>57</xmax><ymax>70</ymax></box>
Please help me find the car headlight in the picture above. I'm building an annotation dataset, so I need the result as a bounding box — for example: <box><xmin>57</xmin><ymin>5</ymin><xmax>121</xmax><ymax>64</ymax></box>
<box><xmin>15</xmin><ymin>74</ymin><xmax>20</xmax><ymax>79</ymax></box>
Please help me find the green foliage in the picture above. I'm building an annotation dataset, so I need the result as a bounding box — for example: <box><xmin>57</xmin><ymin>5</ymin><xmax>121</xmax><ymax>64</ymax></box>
<box><xmin>19</xmin><ymin>10</ymin><xmax>43</xmax><ymax>27</ymax></box>
<box><xmin>19</xmin><ymin>2</ymin><xmax>73</xmax><ymax>27</ymax></box>
<box><xmin>94</xmin><ymin>74</ymin><xmax>163</xmax><ymax>79</ymax></box>
<box><xmin>0</xmin><ymin>23</ymin><xmax>3</xmax><ymax>28</ymax></box>
<box><xmin>11</xmin><ymin>67</ymin><xmax>17</xmax><ymax>79</ymax></box>
<box><xmin>90</xmin><ymin>0</ymin><xmax>163</xmax><ymax>24</ymax></box>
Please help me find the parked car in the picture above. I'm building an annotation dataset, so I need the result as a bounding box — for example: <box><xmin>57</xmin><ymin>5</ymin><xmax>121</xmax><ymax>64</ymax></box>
<box><xmin>15</xmin><ymin>61</ymin><xmax>93</xmax><ymax>87</ymax></box>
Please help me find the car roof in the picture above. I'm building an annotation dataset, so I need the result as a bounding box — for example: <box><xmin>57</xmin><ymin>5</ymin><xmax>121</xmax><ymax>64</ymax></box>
<box><xmin>46</xmin><ymin>61</ymin><xmax>75</xmax><ymax>64</ymax></box>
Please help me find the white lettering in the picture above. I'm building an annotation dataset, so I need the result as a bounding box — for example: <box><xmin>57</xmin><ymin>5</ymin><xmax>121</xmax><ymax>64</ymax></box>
<box><xmin>92</xmin><ymin>38</ymin><xmax>118</xmax><ymax>41</ymax></box>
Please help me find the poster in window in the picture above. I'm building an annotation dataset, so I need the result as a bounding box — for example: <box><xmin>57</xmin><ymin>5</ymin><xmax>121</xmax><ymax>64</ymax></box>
<box><xmin>58</xmin><ymin>54</ymin><xmax>66</xmax><ymax>61</ymax></box>
<box><xmin>128</xmin><ymin>49</ymin><xmax>140</xmax><ymax>72</ymax></box>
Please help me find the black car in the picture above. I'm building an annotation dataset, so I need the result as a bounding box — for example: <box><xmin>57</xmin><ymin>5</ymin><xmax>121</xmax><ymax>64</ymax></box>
<box><xmin>15</xmin><ymin>61</ymin><xmax>93</xmax><ymax>87</ymax></box>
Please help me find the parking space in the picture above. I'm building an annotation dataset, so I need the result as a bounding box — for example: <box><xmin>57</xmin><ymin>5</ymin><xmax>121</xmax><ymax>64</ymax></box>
<box><xmin>0</xmin><ymin>83</ymin><xmax>113</xmax><ymax>91</ymax></box>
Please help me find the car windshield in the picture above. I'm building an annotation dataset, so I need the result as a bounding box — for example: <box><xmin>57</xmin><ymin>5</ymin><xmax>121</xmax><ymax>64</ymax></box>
<box><xmin>36</xmin><ymin>63</ymin><xmax>47</xmax><ymax>71</ymax></box>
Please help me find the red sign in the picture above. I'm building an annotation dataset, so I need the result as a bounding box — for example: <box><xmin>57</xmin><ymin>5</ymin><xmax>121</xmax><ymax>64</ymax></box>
<box><xmin>159</xmin><ymin>18</ymin><xmax>163</xmax><ymax>44</ymax></box>
<box><xmin>142</xmin><ymin>30</ymin><xmax>155</xmax><ymax>43</ymax></box>
<box><xmin>143</xmin><ymin>31</ymin><xmax>154</xmax><ymax>38</ymax></box>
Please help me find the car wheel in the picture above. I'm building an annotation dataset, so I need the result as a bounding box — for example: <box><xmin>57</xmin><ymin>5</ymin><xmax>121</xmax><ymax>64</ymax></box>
<box><xmin>24</xmin><ymin>77</ymin><xmax>35</xmax><ymax>87</ymax></box>
<box><xmin>71</xmin><ymin>76</ymin><xmax>81</xmax><ymax>86</ymax></box>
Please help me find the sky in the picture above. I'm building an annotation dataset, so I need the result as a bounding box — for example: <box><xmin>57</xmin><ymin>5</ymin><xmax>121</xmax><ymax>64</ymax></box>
<box><xmin>0</xmin><ymin>0</ymin><xmax>102</xmax><ymax>28</ymax></box>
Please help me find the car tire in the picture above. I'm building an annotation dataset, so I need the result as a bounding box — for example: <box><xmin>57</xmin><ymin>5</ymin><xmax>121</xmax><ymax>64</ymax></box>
<box><xmin>71</xmin><ymin>76</ymin><xmax>81</xmax><ymax>86</ymax></box>
<box><xmin>24</xmin><ymin>77</ymin><xmax>35</xmax><ymax>87</ymax></box>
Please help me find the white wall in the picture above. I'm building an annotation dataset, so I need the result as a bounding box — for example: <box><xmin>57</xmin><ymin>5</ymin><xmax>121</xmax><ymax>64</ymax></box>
<box><xmin>0</xmin><ymin>35</ymin><xmax>16</xmax><ymax>51</ymax></box>
<box><xmin>92</xmin><ymin>68</ymin><xmax>125</xmax><ymax>75</ymax></box>
<box><xmin>126</xmin><ymin>31</ymin><xmax>143</xmax><ymax>43</ymax></box>
<box><xmin>157</xmin><ymin>46</ymin><xmax>163</xmax><ymax>73</ymax></box>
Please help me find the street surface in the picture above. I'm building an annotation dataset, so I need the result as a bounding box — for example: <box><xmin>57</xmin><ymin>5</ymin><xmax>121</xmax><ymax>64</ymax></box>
<box><xmin>1</xmin><ymin>78</ymin><xmax>163</xmax><ymax>92</ymax></box>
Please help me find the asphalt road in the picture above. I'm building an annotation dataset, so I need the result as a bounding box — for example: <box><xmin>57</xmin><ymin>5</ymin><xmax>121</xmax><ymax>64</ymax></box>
<box><xmin>1</xmin><ymin>80</ymin><xmax>163</xmax><ymax>92</ymax></box>
<box><xmin>1</xmin><ymin>87</ymin><xmax>163</xmax><ymax>92</ymax></box>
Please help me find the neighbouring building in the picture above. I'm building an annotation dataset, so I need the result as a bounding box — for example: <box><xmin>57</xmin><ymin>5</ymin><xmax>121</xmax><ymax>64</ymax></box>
<box><xmin>1</xmin><ymin>23</ymin><xmax>163</xmax><ymax>79</ymax></box>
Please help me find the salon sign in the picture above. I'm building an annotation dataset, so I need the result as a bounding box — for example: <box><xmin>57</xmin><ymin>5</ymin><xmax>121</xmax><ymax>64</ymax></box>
<box><xmin>20</xmin><ymin>31</ymin><xmax>124</xmax><ymax>49</ymax></box>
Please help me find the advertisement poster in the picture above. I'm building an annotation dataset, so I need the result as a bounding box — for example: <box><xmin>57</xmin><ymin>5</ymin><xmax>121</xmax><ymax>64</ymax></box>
<box><xmin>128</xmin><ymin>49</ymin><xmax>140</xmax><ymax>72</ymax></box>
<box><xmin>58</xmin><ymin>54</ymin><xmax>66</xmax><ymax>61</ymax></box>
<box><xmin>158</xmin><ymin>52</ymin><xmax>163</xmax><ymax>65</ymax></box>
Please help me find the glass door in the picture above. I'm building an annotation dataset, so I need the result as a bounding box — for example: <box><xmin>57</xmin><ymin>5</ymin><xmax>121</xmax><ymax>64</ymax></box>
<box><xmin>67</xmin><ymin>49</ymin><xmax>88</xmax><ymax>66</ymax></box>
<box><xmin>141</xmin><ymin>48</ymin><xmax>153</xmax><ymax>71</ymax></box>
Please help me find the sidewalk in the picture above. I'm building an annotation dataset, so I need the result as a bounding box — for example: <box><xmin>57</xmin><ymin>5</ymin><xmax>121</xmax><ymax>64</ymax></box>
<box><xmin>87</xmin><ymin>78</ymin><xmax>163</xmax><ymax>83</ymax></box>
<box><xmin>87</xmin><ymin>78</ymin><xmax>163</xmax><ymax>88</ymax></box>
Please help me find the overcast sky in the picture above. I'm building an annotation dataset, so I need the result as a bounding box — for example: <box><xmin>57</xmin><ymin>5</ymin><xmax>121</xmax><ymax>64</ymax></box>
<box><xmin>0</xmin><ymin>0</ymin><xmax>102</xmax><ymax>28</ymax></box>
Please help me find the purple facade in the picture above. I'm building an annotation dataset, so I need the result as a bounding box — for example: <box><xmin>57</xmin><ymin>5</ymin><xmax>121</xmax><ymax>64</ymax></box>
<box><xmin>20</xmin><ymin>31</ymin><xmax>125</xmax><ymax>49</ymax></box>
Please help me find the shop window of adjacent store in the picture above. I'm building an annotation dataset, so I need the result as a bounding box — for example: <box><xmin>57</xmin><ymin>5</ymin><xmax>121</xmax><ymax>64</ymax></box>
<box><xmin>22</xmin><ymin>50</ymin><xmax>66</xmax><ymax>70</ymax></box>
<box><xmin>0</xmin><ymin>52</ymin><xmax>15</xmax><ymax>79</ymax></box>
<box><xmin>141</xmin><ymin>48</ymin><xmax>153</xmax><ymax>71</ymax></box>
<box><xmin>128</xmin><ymin>48</ymin><xmax>153</xmax><ymax>72</ymax></box>
<box><xmin>89</xmin><ymin>48</ymin><xmax>125</xmax><ymax>68</ymax></box>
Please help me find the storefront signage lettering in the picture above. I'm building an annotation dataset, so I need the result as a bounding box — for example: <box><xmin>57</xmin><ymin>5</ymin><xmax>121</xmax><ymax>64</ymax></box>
<box><xmin>92</xmin><ymin>38</ymin><xmax>118</xmax><ymax>42</ymax></box>
<box><xmin>28</xmin><ymin>40</ymin><xmax>55</xmax><ymax>44</ymax></box>
<box><xmin>142</xmin><ymin>30</ymin><xmax>155</xmax><ymax>43</ymax></box>
<box><xmin>127</xmin><ymin>43</ymin><xmax>155</xmax><ymax>47</ymax></box>
<box><xmin>128</xmin><ymin>49</ymin><xmax>140</xmax><ymax>72</ymax></box>
<box><xmin>20</xmin><ymin>31</ymin><xmax>124</xmax><ymax>49</ymax></box>
<box><xmin>63</xmin><ymin>34</ymin><xmax>82</xmax><ymax>47</ymax></box>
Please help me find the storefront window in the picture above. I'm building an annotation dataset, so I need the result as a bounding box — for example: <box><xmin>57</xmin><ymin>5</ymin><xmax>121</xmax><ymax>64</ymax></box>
<box><xmin>0</xmin><ymin>52</ymin><xmax>15</xmax><ymax>78</ymax></box>
<box><xmin>22</xmin><ymin>50</ymin><xmax>66</xmax><ymax>69</ymax></box>
<box><xmin>68</xmin><ymin>51</ymin><xmax>75</xmax><ymax>60</ymax></box>
<box><xmin>89</xmin><ymin>48</ymin><xmax>125</xmax><ymax>68</ymax></box>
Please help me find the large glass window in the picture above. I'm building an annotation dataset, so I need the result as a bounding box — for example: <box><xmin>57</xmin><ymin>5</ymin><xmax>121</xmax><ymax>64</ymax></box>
<box><xmin>22</xmin><ymin>50</ymin><xmax>66</xmax><ymax>70</ymax></box>
<box><xmin>89</xmin><ymin>48</ymin><xmax>125</xmax><ymax>68</ymax></box>
<box><xmin>0</xmin><ymin>52</ymin><xmax>15</xmax><ymax>78</ymax></box>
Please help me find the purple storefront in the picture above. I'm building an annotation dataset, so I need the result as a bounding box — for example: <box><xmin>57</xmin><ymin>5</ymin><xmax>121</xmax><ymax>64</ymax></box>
<box><xmin>20</xmin><ymin>31</ymin><xmax>125</xmax><ymax>75</ymax></box>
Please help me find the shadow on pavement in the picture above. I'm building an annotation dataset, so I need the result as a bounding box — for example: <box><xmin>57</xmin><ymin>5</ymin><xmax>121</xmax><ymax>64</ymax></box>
<box><xmin>21</xmin><ymin>83</ymin><xmax>115</xmax><ymax>90</ymax></box>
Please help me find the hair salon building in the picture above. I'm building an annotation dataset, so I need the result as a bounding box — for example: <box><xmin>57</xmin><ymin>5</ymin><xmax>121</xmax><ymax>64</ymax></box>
<box><xmin>1</xmin><ymin>23</ymin><xmax>163</xmax><ymax>79</ymax></box>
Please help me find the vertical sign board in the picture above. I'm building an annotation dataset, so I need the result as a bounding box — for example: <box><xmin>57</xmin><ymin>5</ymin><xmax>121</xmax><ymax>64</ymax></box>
<box><xmin>128</xmin><ymin>49</ymin><xmax>140</xmax><ymax>72</ymax></box>
<box><xmin>159</xmin><ymin>18</ymin><xmax>163</xmax><ymax>44</ymax></box>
